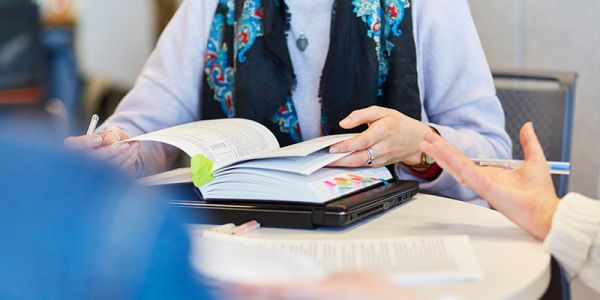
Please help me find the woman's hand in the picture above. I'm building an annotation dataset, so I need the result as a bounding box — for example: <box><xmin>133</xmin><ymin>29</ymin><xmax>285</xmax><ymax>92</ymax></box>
<box><xmin>419</xmin><ymin>122</ymin><xmax>559</xmax><ymax>240</ymax></box>
<box><xmin>64</xmin><ymin>125</ymin><xmax>141</xmax><ymax>175</ymax></box>
<box><xmin>329</xmin><ymin>106</ymin><xmax>433</xmax><ymax>168</ymax></box>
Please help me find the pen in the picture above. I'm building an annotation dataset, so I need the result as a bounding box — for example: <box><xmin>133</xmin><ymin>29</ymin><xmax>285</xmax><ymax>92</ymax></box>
<box><xmin>472</xmin><ymin>159</ymin><xmax>570</xmax><ymax>175</ymax></box>
<box><xmin>231</xmin><ymin>220</ymin><xmax>261</xmax><ymax>235</ymax></box>
<box><xmin>86</xmin><ymin>114</ymin><xmax>99</xmax><ymax>135</ymax></box>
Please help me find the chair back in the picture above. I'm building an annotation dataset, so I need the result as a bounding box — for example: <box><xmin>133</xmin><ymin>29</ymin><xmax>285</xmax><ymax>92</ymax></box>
<box><xmin>493</xmin><ymin>70</ymin><xmax>577</xmax><ymax>197</ymax></box>
<box><xmin>0</xmin><ymin>2</ymin><xmax>43</xmax><ymax>89</ymax></box>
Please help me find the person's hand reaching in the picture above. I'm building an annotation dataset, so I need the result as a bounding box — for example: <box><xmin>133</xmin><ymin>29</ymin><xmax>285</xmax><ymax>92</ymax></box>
<box><xmin>419</xmin><ymin>122</ymin><xmax>559</xmax><ymax>240</ymax></box>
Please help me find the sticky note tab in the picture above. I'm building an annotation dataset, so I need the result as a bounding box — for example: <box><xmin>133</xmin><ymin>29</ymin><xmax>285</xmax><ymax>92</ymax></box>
<box><xmin>191</xmin><ymin>154</ymin><xmax>214</xmax><ymax>188</ymax></box>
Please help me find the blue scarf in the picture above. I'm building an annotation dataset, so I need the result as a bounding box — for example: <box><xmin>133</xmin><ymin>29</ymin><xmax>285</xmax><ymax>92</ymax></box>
<box><xmin>201</xmin><ymin>0</ymin><xmax>421</xmax><ymax>146</ymax></box>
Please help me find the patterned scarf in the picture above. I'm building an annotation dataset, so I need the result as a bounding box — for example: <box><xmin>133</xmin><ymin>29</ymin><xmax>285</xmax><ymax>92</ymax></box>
<box><xmin>201</xmin><ymin>0</ymin><xmax>421</xmax><ymax>147</ymax></box>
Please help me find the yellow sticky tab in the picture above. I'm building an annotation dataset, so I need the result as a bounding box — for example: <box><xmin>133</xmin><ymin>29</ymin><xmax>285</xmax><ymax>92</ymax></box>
<box><xmin>191</xmin><ymin>154</ymin><xmax>214</xmax><ymax>188</ymax></box>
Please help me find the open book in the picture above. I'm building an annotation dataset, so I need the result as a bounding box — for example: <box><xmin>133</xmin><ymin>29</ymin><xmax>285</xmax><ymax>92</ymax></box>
<box><xmin>130</xmin><ymin>119</ymin><xmax>393</xmax><ymax>203</ymax></box>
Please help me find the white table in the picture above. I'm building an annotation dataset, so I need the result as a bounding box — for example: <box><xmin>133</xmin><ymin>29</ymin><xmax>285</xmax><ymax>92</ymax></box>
<box><xmin>193</xmin><ymin>194</ymin><xmax>551</xmax><ymax>300</ymax></box>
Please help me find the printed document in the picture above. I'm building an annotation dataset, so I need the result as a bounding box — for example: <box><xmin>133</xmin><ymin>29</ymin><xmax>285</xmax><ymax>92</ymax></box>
<box><xmin>193</xmin><ymin>232</ymin><xmax>483</xmax><ymax>284</ymax></box>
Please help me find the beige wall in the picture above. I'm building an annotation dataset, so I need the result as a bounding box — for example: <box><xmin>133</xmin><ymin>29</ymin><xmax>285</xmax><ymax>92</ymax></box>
<box><xmin>75</xmin><ymin>0</ymin><xmax>155</xmax><ymax>88</ymax></box>
<box><xmin>468</xmin><ymin>0</ymin><xmax>600</xmax><ymax>200</ymax></box>
<box><xmin>468</xmin><ymin>1</ymin><xmax>600</xmax><ymax>298</ymax></box>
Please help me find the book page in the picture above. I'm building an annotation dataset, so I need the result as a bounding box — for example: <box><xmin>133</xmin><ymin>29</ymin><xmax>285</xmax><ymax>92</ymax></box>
<box><xmin>218</xmin><ymin>149</ymin><xmax>352</xmax><ymax>176</ymax></box>
<box><xmin>201</xmin><ymin>167</ymin><xmax>393</xmax><ymax>202</ymax></box>
<box><xmin>125</xmin><ymin>119</ymin><xmax>279</xmax><ymax>169</ymax></box>
<box><xmin>193</xmin><ymin>233</ymin><xmax>483</xmax><ymax>285</ymax></box>
<box><xmin>137</xmin><ymin>167</ymin><xmax>191</xmax><ymax>185</ymax></box>
<box><xmin>252</xmin><ymin>134</ymin><xmax>357</xmax><ymax>159</ymax></box>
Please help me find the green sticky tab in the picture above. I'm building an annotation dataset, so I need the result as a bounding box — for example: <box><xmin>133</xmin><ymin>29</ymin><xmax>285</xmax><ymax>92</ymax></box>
<box><xmin>191</xmin><ymin>154</ymin><xmax>214</xmax><ymax>188</ymax></box>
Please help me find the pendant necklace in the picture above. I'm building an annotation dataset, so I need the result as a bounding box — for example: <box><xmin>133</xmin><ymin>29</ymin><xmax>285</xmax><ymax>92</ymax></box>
<box><xmin>292</xmin><ymin>11</ymin><xmax>310</xmax><ymax>52</ymax></box>
<box><xmin>291</xmin><ymin>1</ymin><xmax>327</xmax><ymax>52</ymax></box>
<box><xmin>296</xmin><ymin>32</ymin><xmax>309</xmax><ymax>52</ymax></box>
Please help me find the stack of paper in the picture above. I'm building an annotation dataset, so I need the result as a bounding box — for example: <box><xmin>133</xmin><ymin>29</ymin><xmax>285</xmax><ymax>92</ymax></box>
<box><xmin>191</xmin><ymin>232</ymin><xmax>483</xmax><ymax>285</ymax></box>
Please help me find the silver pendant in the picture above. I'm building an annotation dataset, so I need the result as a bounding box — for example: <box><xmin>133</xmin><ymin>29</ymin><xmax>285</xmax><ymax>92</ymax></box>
<box><xmin>296</xmin><ymin>33</ymin><xmax>309</xmax><ymax>52</ymax></box>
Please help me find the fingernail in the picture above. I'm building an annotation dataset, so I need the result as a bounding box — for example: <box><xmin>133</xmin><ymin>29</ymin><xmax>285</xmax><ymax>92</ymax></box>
<box><xmin>104</xmin><ymin>137</ymin><xmax>117</xmax><ymax>145</ymax></box>
<box><xmin>329</xmin><ymin>147</ymin><xmax>339</xmax><ymax>154</ymax></box>
<box><xmin>339</xmin><ymin>118</ymin><xmax>351</xmax><ymax>127</ymax></box>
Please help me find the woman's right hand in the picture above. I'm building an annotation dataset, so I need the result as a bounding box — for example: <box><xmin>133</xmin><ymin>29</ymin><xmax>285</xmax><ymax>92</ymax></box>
<box><xmin>64</xmin><ymin>125</ymin><xmax>141</xmax><ymax>174</ymax></box>
<box><xmin>419</xmin><ymin>122</ymin><xmax>560</xmax><ymax>241</ymax></box>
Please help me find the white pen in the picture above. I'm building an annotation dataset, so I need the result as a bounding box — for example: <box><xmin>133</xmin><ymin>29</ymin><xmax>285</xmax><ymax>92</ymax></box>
<box><xmin>86</xmin><ymin>114</ymin><xmax>99</xmax><ymax>135</ymax></box>
<box><xmin>472</xmin><ymin>159</ymin><xmax>570</xmax><ymax>175</ymax></box>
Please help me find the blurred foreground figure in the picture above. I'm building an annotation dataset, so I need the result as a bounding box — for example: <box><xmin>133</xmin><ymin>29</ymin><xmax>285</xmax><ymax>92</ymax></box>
<box><xmin>0</xmin><ymin>128</ymin><xmax>210</xmax><ymax>299</ymax></box>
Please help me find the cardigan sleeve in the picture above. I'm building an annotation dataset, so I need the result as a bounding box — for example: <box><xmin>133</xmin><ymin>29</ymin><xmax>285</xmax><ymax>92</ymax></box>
<box><xmin>395</xmin><ymin>0</ymin><xmax>512</xmax><ymax>206</ymax></box>
<box><xmin>544</xmin><ymin>193</ymin><xmax>600</xmax><ymax>294</ymax></box>
<box><xmin>98</xmin><ymin>0</ymin><xmax>216</xmax><ymax>174</ymax></box>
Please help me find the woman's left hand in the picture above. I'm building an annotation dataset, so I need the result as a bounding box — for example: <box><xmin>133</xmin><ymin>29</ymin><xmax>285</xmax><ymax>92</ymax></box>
<box><xmin>329</xmin><ymin>106</ymin><xmax>433</xmax><ymax>168</ymax></box>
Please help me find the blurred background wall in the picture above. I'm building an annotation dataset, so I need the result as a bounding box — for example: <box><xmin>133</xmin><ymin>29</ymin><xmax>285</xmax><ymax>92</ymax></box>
<box><xmin>75</xmin><ymin>0</ymin><xmax>154</xmax><ymax>89</ymax></box>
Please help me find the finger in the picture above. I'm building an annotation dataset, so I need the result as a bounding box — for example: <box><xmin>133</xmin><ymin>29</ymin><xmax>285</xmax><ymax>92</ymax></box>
<box><xmin>116</xmin><ymin>127</ymin><xmax>129</xmax><ymax>141</ymax></box>
<box><xmin>328</xmin><ymin>150</ymin><xmax>371</xmax><ymax>168</ymax></box>
<box><xmin>419</xmin><ymin>140</ymin><xmax>466</xmax><ymax>183</ymax></box>
<box><xmin>520</xmin><ymin>122</ymin><xmax>547</xmax><ymax>164</ymax></box>
<box><xmin>420</xmin><ymin>135</ymin><xmax>495</xmax><ymax>196</ymax></box>
<box><xmin>355</xmin><ymin>141</ymin><xmax>388</xmax><ymax>167</ymax></box>
<box><xmin>101</xmin><ymin>125</ymin><xmax>127</xmax><ymax>145</ymax></box>
<box><xmin>330</xmin><ymin>122</ymin><xmax>386</xmax><ymax>153</ymax></box>
<box><xmin>93</xmin><ymin>143</ymin><xmax>132</xmax><ymax>161</ymax></box>
<box><xmin>64</xmin><ymin>135</ymin><xmax>103</xmax><ymax>150</ymax></box>
<box><xmin>108</xmin><ymin>144</ymin><xmax>140</xmax><ymax>166</ymax></box>
<box><xmin>419</xmin><ymin>133</ymin><xmax>480</xmax><ymax>184</ymax></box>
<box><xmin>339</xmin><ymin>106</ymin><xmax>389</xmax><ymax>129</ymax></box>
<box><xmin>120</xmin><ymin>150</ymin><xmax>142</xmax><ymax>175</ymax></box>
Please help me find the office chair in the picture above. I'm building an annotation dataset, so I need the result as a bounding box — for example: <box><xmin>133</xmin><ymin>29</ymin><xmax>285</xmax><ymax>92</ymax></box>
<box><xmin>493</xmin><ymin>69</ymin><xmax>577</xmax><ymax>198</ymax></box>
<box><xmin>0</xmin><ymin>1</ymin><xmax>44</xmax><ymax>100</ymax></box>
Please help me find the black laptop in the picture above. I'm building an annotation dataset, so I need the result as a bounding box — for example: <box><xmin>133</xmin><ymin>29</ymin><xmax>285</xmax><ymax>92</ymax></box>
<box><xmin>152</xmin><ymin>179</ymin><xmax>418</xmax><ymax>229</ymax></box>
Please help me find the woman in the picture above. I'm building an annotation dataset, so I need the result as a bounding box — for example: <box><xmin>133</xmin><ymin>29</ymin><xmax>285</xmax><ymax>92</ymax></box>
<box><xmin>65</xmin><ymin>0</ymin><xmax>511</xmax><ymax>204</ymax></box>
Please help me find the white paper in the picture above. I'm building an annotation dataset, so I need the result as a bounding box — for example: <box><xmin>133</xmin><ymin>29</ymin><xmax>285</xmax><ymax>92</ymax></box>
<box><xmin>137</xmin><ymin>167</ymin><xmax>191</xmax><ymax>185</ymax></box>
<box><xmin>193</xmin><ymin>232</ymin><xmax>326</xmax><ymax>285</ymax></box>
<box><xmin>193</xmin><ymin>232</ymin><xmax>483</xmax><ymax>285</ymax></box>
<box><xmin>126</xmin><ymin>119</ymin><xmax>280</xmax><ymax>169</ymax></box>
<box><xmin>252</xmin><ymin>134</ymin><xmax>357</xmax><ymax>159</ymax></box>
<box><xmin>200</xmin><ymin>167</ymin><xmax>393</xmax><ymax>203</ymax></box>
<box><xmin>126</xmin><ymin>119</ymin><xmax>356</xmax><ymax>171</ymax></box>
<box><xmin>219</xmin><ymin>149</ymin><xmax>351</xmax><ymax>176</ymax></box>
